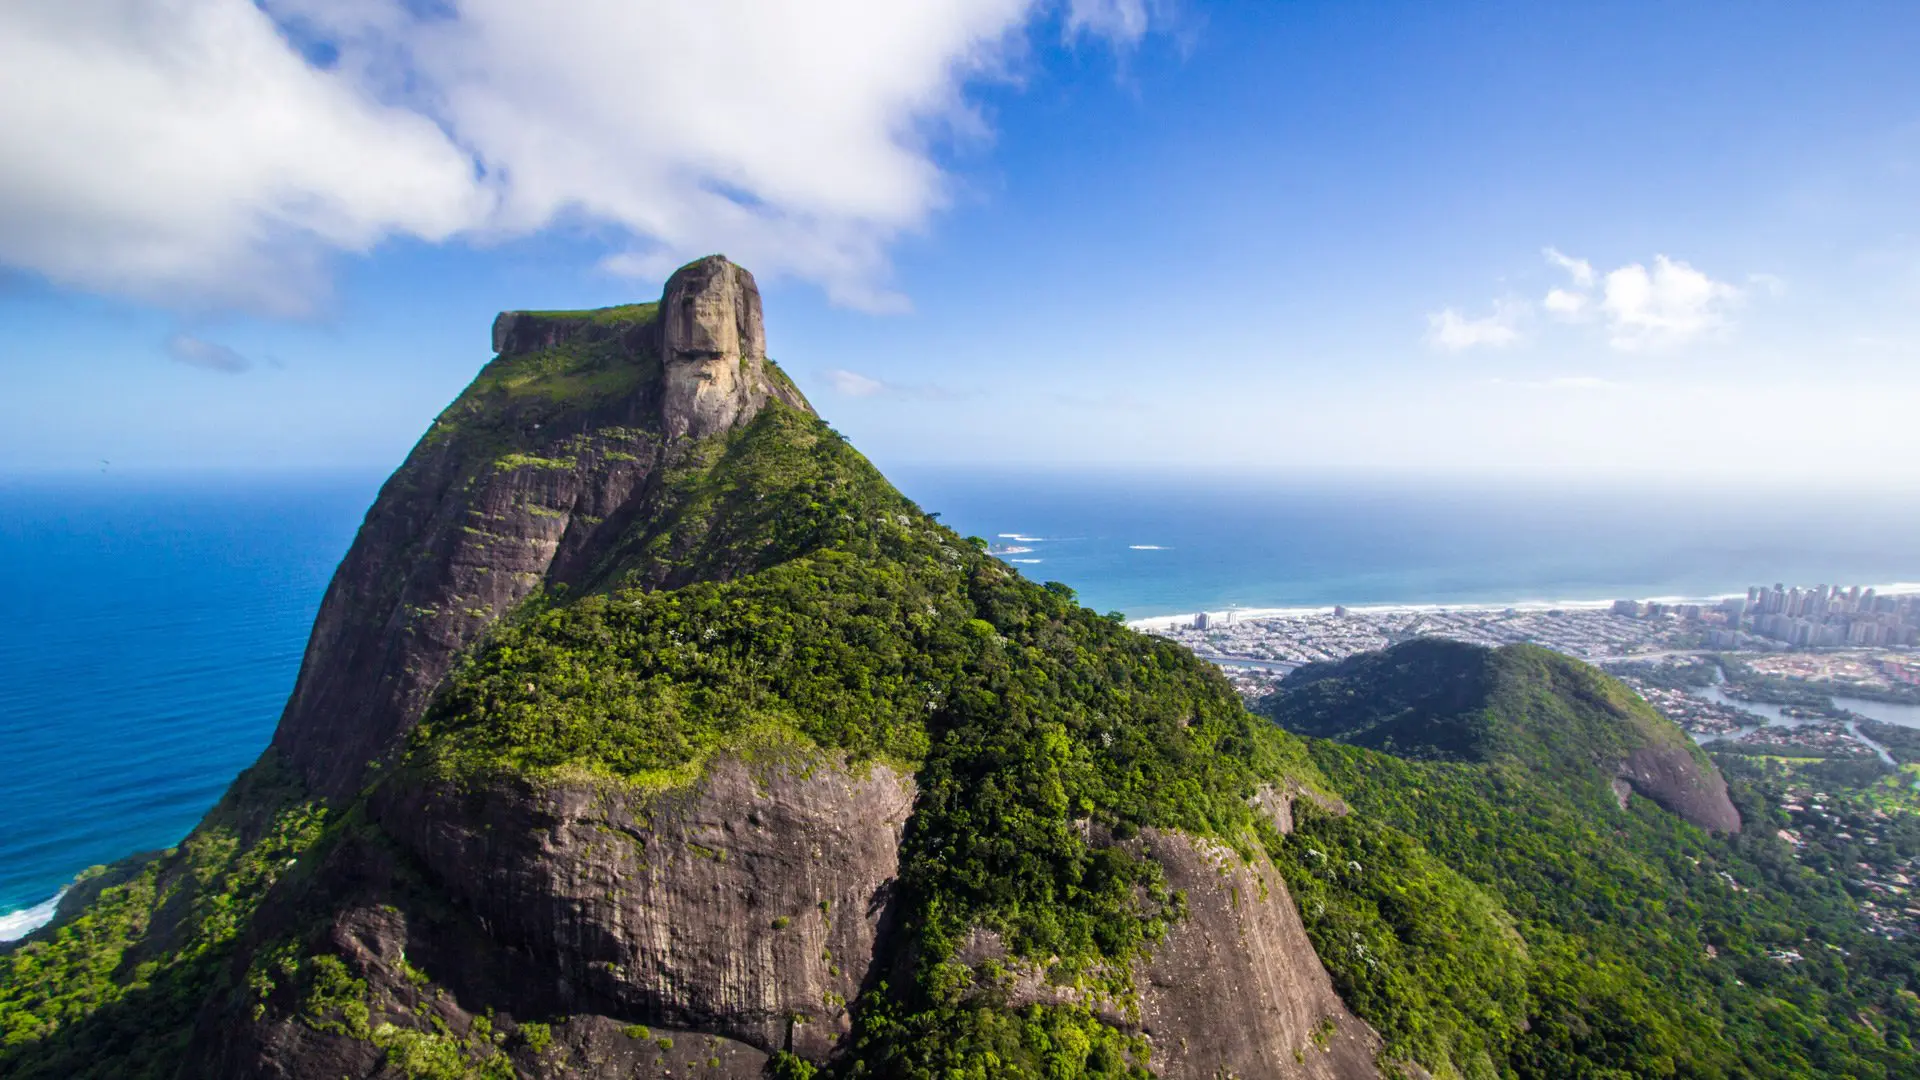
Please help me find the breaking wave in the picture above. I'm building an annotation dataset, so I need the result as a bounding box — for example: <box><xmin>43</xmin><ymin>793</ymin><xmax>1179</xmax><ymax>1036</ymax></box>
<box><xmin>0</xmin><ymin>889</ymin><xmax>65</xmax><ymax>942</ymax></box>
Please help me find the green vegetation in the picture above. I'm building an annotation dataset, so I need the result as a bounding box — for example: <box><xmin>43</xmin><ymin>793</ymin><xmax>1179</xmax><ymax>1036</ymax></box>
<box><xmin>1261</xmin><ymin>648</ymin><xmax>1920</xmax><ymax>1079</ymax></box>
<box><xmin>1264</xmin><ymin>803</ymin><xmax>1527</xmax><ymax>1078</ymax></box>
<box><xmin>1270</xmin><ymin>637</ymin><xmax>1699</xmax><ymax>768</ymax></box>
<box><xmin>408</xmin><ymin>400</ymin><xmax>1329</xmax><ymax>1075</ymax></box>
<box><xmin>0</xmin><ymin>752</ymin><xmax>326</xmax><ymax>1079</ymax></box>
<box><xmin>515</xmin><ymin>302</ymin><xmax>660</xmax><ymax>326</ymax></box>
<box><xmin>12</xmin><ymin>304</ymin><xmax>1919</xmax><ymax>1079</ymax></box>
<box><xmin>1857</xmin><ymin>718</ymin><xmax>1920</xmax><ymax>766</ymax></box>
<box><xmin>423</xmin><ymin>303</ymin><xmax>662</xmax><ymax>454</ymax></box>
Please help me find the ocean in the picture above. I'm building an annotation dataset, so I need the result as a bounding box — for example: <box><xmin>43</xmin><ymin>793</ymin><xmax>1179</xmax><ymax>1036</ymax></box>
<box><xmin>0</xmin><ymin>473</ymin><xmax>378</xmax><ymax>934</ymax></box>
<box><xmin>3</xmin><ymin>466</ymin><xmax>1917</xmax><ymax>934</ymax></box>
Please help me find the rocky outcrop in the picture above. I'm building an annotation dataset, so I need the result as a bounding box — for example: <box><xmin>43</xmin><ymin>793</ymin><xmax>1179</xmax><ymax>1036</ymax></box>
<box><xmin>1252</xmin><ymin>782</ymin><xmax>1350</xmax><ymax>837</ymax></box>
<box><xmin>1615</xmin><ymin>744</ymin><xmax>1742</xmax><ymax>833</ymax></box>
<box><xmin>660</xmin><ymin>256</ymin><xmax>778</xmax><ymax>441</ymax></box>
<box><xmin>1134</xmin><ymin>830</ymin><xmax>1381</xmax><ymax>1079</ymax></box>
<box><xmin>270</xmin><ymin>257</ymin><xmax>810</xmax><ymax>801</ymax></box>
<box><xmin>950</xmin><ymin>825</ymin><xmax>1381</xmax><ymax>1080</ymax></box>
<box><xmin>186</xmin><ymin>833</ymin><xmax>780</xmax><ymax>1080</ymax></box>
<box><xmin>377</xmin><ymin>755</ymin><xmax>916</xmax><ymax>1058</ymax></box>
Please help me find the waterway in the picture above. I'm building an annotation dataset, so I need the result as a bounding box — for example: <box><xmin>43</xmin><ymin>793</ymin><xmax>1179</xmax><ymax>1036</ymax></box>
<box><xmin>1684</xmin><ymin>668</ymin><xmax>1919</xmax><ymax>767</ymax></box>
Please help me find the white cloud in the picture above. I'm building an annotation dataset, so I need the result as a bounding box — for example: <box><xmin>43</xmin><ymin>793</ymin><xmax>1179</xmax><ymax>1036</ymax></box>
<box><xmin>1511</xmin><ymin>248</ymin><xmax>1752</xmax><ymax>347</ymax></box>
<box><xmin>0</xmin><ymin>0</ymin><xmax>485</xmax><ymax>314</ymax></box>
<box><xmin>1601</xmin><ymin>255</ymin><xmax>1742</xmax><ymax>350</ymax></box>
<box><xmin>826</xmin><ymin>368</ymin><xmax>889</xmax><ymax>397</ymax></box>
<box><xmin>1542</xmin><ymin>288</ymin><xmax>1589</xmax><ymax>320</ymax></box>
<box><xmin>1426</xmin><ymin>298</ymin><xmax>1526</xmax><ymax>351</ymax></box>
<box><xmin>1543</xmin><ymin>247</ymin><xmax>1594</xmax><ymax>288</ymax></box>
<box><xmin>0</xmin><ymin>0</ymin><xmax>1151</xmax><ymax>314</ymax></box>
<box><xmin>165</xmin><ymin>332</ymin><xmax>252</xmax><ymax>373</ymax></box>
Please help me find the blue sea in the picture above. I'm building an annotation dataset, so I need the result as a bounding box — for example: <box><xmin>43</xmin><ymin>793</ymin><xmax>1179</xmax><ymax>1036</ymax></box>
<box><xmin>4</xmin><ymin>466</ymin><xmax>1917</xmax><ymax>934</ymax></box>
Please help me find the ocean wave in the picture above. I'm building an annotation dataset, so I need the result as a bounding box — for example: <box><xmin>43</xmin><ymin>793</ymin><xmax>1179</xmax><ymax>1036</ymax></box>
<box><xmin>990</xmin><ymin>546</ymin><xmax>1034</xmax><ymax>555</ymax></box>
<box><xmin>0</xmin><ymin>889</ymin><xmax>66</xmax><ymax>942</ymax></box>
<box><xmin>996</xmin><ymin>533</ymin><xmax>1045</xmax><ymax>542</ymax></box>
<box><xmin>1009</xmin><ymin>558</ymin><xmax>1043</xmax><ymax>564</ymax></box>
<box><xmin>1129</xmin><ymin>544</ymin><xmax>1169</xmax><ymax>551</ymax></box>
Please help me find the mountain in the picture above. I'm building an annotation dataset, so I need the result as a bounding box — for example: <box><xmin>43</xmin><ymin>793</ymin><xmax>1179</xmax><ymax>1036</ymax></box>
<box><xmin>0</xmin><ymin>258</ymin><xmax>1382</xmax><ymax>1079</ymax></box>
<box><xmin>4</xmin><ymin>259</ymin><xmax>1916</xmax><ymax>1080</ymax></box>
<box><xmin>1269</xmin><ymin>639</ymin><xmax>1741</xmax><ymax>832</ymax></box>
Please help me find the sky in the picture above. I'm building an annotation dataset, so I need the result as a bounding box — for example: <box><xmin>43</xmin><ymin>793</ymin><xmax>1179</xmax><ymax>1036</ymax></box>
<box><xmin>2</xmin><ymin>0</ymin><xmax>1918</xmax><ymax>485</ymax></box>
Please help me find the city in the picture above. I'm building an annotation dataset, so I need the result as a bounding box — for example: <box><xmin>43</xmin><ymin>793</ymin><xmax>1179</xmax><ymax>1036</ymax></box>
<box><xmin>1142</xmin><ymin>581</ymin><xmax>1920</xmax><ymax>690</ymax></box>
<box><xmin>1145</xmin><ymin>582</ymin><xmax>1920</xmax><ymax>940</ymax></box>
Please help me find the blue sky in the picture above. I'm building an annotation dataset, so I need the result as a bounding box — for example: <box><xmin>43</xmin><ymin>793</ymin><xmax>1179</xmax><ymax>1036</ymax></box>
<box><xmin>3</xmin><ymin>1</ymin><xmax>1918</xmax><ymax>483</ymax></box>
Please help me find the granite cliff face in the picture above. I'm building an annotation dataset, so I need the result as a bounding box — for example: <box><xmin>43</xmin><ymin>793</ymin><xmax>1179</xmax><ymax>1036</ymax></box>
<box><xmin>378</xmin><ymin>756</ymin><xmax>917</xmax><ymax>1059</ymax></box>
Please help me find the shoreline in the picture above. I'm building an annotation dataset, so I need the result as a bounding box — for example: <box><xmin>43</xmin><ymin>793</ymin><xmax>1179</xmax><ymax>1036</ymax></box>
<box><xmin>1126</xmin><ymin>581</ymin><xmax>1920</xmax><ymax>631</ymax></box>
<box><xmin>0</xmin><ymin>888</ymin><xmax>66</xmax><ymax>943</ymax></box>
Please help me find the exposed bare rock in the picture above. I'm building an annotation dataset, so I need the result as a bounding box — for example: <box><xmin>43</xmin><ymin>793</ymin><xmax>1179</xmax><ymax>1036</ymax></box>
<box><xmin>1133</xmin><ymin>830</ymin><xmax>1381</xmax><ymax>1079</ymax></box>
<box><xmin>186</xmin><ymin>857</ymin><xmax>776</xmax><ymax>1080</ymax></box>
<box><xmin>660</xmin><ymin>256</ymin><xmax>803</xmax><ymax>440</ymax></box>
<box><xmin>1610</xmin><ymin>777</ymin><xmax>1633</xmax><ymax>811</ymax></box>
<box><xmin>1615</xmin><ymin>745</ymin><xmax>1742</xmax><ymax>833</ymax></box>
<box><xmin>378</xmin><ymin>755</ymin><xmax>916</xmax><ymax>1058</ymax></box>
<box><xmin>1253</xmin><ymin>782</ymin><xmax>1351</xmax><ymax>836</ymax></box>
<box><xmin>951</xmin><ymin>828</ymin><xmax>1381</xmax><ymax>1079</ymax></box>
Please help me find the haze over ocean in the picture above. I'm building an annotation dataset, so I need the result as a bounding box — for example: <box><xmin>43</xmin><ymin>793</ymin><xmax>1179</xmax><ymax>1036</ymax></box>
<box><xmin>3</xmin><ymin>469</ymin><xmax>1917</xmax><ymax>928</ymax></box>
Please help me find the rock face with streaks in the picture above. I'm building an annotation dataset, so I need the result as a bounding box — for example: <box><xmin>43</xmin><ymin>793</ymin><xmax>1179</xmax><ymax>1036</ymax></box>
<box><xmin>1133</xmin><ymin>830</ymin><xmax>1381</xmax><ymax>1078</ymax></box>
<box><xmin>378</xmin><ymin>756</ymin><xmax>917</xmax><ymax>1058</ymax></box>
<box><xmin>1616</xmin><ymin>744</ymin><xmax>1742</xmax><ymax>833</ymax></box>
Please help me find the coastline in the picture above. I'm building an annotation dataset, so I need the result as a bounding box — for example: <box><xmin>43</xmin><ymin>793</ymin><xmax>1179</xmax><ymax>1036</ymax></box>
<box><xmin>1125</xmin><ymin>580</ymin><xmax>1920</xmax><ymax>631</ymax></box>
<box><xmin>0</xmin><ymin>889</ymin><xmax>66</xmax><ymax>944</ymax></box>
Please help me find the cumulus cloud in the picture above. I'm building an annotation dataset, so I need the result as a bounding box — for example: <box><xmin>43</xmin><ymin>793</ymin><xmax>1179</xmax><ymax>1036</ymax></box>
<box><xmin>0</xmin><ymin>0</ymin><xmax>485</xmax><ymax>314</ymax></box>
<box><xmin>165</xmin><ymin>333</ymin><xmax>252</xmax><ymax>373</ymax></box>
<box><xmin>1426</xmin><ymin>298</ymin><xmax>1526</xmax><ymax>351</ymax></box>
<box><xmin>0</xmin><ymin>0</ymin><xmax>1150</xmax><ymax>314</ymax></box>
<box><xmin>1601</xmin><ymin>255</ymin><xmax>1742</xmax><ymax>350</ymax></box>
<box><xmin>1530</xmin><ymin>248</ymin><xmax>1747</xmax><ymax>348</ymax></box>
<box><xmin>1065</xmin><ymin>0</ymin><xmax>1152</xmax><ymax>45</ymax></box>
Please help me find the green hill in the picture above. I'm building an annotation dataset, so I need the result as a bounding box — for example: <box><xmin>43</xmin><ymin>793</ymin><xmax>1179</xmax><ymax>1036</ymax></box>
<box><xmin>1258</xmin><ymin>640</ymin><xmax>1920</xmax><ymax>1079</ymax></box>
